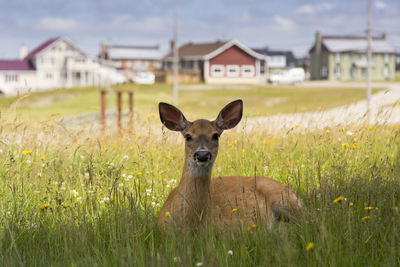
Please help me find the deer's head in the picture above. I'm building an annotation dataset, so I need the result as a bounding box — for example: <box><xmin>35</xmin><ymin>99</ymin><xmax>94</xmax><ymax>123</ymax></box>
<box><xmin>159</xmin><ymin>100</ymin><xmax>243</xmax><ymax>172</ymax></box>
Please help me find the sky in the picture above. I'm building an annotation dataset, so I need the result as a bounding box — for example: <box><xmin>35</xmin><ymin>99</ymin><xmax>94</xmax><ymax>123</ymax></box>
<box><xmin>0</xmin><ymin>0</ymin><xmax>399</xmax><ymax>59</ymax></box>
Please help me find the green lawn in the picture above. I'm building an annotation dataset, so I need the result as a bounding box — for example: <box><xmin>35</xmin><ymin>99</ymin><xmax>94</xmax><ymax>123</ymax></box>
<box><xmin>0</xmin><ymin>83</ymin><xmax>383</xmax><ymax>122</ymax></box>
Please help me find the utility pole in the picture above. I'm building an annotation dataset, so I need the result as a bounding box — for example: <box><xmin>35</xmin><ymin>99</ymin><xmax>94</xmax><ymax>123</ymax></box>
<box><xmin>366</xmin><ymin>0</ymin><xmax>372</xmax><ymax>117</ymax></box>
<box><xmin>173</xmin><ymin>8</ymin><xmax>179</xmax><ymax>106</ymax></box>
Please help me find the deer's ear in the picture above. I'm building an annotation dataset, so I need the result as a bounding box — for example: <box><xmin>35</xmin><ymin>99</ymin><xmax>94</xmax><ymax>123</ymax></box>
<box><xmin>159</xmin><ymin>102</ymin><xmax>189</xmax><ymax>131</ymax></box>
<box><xmin>215</xmin><ymin>99</ymin><xmax>243</xmax><ymax>130</ymax></box>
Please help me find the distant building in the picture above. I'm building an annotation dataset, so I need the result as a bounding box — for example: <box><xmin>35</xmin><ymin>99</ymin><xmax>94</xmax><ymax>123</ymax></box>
<box><xmin>252</xmin><ymin>48</ymin><xmax>298</xmax><ymax>73</ymax></box>
<box><xmin>0</xmin><ymin>37</ymin><xmax>124</xmax><ymax>96</ymax></box>
<box><xmin>100</xmin><ymin>44</ymin><xmax>162</xmax><ymax>81</ymax></box>
<box><xmin>162</xmin><ymin>40</ymin><xmax>267</xmax><ymax>84</ymax></box>
<box><xmin>309</xmin><ymin>32</ymin><xmax>396</xmax><ymax>81</ymax></box>
<box><xmin>395</xmin><ymin>52</ymin><xmax>400</xmax><ymax>71</ymax></box>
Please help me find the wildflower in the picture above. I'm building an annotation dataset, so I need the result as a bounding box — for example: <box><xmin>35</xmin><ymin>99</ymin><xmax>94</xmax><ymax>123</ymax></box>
<box><xmin>353</xmin><ymin>138</ymin><xmax>357</xmax><ymax>142</ymax></box>
<box><xmin>62</xmin><ymin>204</ymin><xmax>70</xmax><ymax>209</ymax></box>
<box><xmin>123</xmin><ymin>155</ymin><xmax>129</xmax><ymax>160</ymax></box>
<box><xmin>173</xmin><ymin>257</ymin><xmax>181</xmax><ymax>263</ymax></box>
<box><xmin>352</xmin><ymin>143</ymin><xmax>358</xmax><ymax>148</ymax></box>
<box><xmin>85</xmin><ymin>172</ymin><xmax>90</xmax><ymax>178</ymax></box>
<box><xmin>70</xmin><ymin>190</ymin><xmax>79</xmax><ymax>197</ymax></box>
<box><xmin>165</xmin><ymin>211</ymin><xmax>170</xmax><ymax>217</ymax></box>
<box><xmin>137</xmin><ymin>172</ymin><xmax>143</xmax><ymax>176</ymax></box>
<box><xmin>364</xmin><ymin>206</ymin><xmax>374</xmax><ymax>211</ymax></box>
<box><xmin>118</xmin><ymin>183</ymin><xmax>124</xmax><ymax>187</ymax></box>
<box><xmin>349</xmin><ymin>202</ymin><xmax>354</xmax><ymax>207</ymax></box>
<box><xmin>362</xmin><ymin>215</ymin><xmax>371</xmax><ymax>221</ymax></box>
<box><xmin>241</xmin><ymin>149</ymin><xmax>246</xmax><ymax>155</ymax></box>
<box><xmin>40</xmin><ymin>204</ymin><xmax>50</xmax><ymax>211</ymax></box>
<box><xmin>86</xmin><ymin>135</ymin><xmax>91</xmax><ymax>139</ymax></box>
<box><xmin>247</xmin><ymin>226</ymin><xmax>252</xmax><ymax>231</ymax></box>
<box><xmin>80</xmin><ymin>155</ymin><xmax>85</xmax><ymax>160</ymax></box>
<box><xmin>368</xmin><ymin>126</ymin><xmax>376</xmax><ymax>131</ymax></box>
<box><xmin>305</xmin><ymin>242</ymin><xmax>314</xmax><ymax>251</ymax></box>
<box><xmin>229</xmin><ymin>140</ymin><xmax>237</xmax><ymax>147</ymax></box>
<box><xmin>341</xmin><ymin>127</ymin><xmax>345</xmax><ymax>132</ymax></box>
<box><xmin>26</xmin><ymin>160</ymin><xmax>31</xmax><ymax>164</ymax></box>
<box><xmin>76</xmin><ymin>197</ymin><xmax>82</xmax><ymax>203</ymax></box>
<box><xmin>231</xmin><ymin>208</ymin><xmax>238</xmax><ymax>213</ymax></box>
<box><xmin>252</xmin><ymin>224</ymin><xmax>257</xmax><ymax>228</ymax></box>
<box><xmin>333</xmin><ymin>196</ymin><xmax>345</xmax><ymax>204</ymax></box>
<box><xmin>274</xmin><ymin>135</ymin><xmax>279</xmax><ymax>139</ymax></box>
<box><xmin>346</xmin><ymin>131</ymin><xmax>353</xmax><ymax>136</ymax></box>
<box><xmin>196</xmin><ymin>262</ymin><xmax>203</xmax><ymax>266</ymax></box>
<box><xmin>22</xmin><ymin>150</ymin><xmax>32</xmax><ymax>155</ymax></box>
<box><xmin>342</xmin><ymin>143</ymin><xmax>349</xmax><ymax>148</ymax></box>
<box><xmin>375</xmin><ymin>207</ymin><xmax>379</xmax><ymax>210</ymax></box>
<box><xmin>40</xmin><ymin>157</ymin><xmax>45</xmax><ymax>161</ymax></box>
<box><xmin>325</xmin><ymin>129</ymin><xmax>330</xmax><ymax>134</ymax></box>
<box><xmin>227</xmin><ymin>250</ymin><xmax>233</xmax><ymax>255</ymax></box>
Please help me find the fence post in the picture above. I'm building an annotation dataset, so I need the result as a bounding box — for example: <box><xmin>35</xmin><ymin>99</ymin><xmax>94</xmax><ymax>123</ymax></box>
<box><xmin>100</xmin><ymin>90</ymin><xmax>106</xmax><ymax>132</ymax></box>
<box><xmin>116</xmin><ymin>91</ymin><xmax>122</xmax><ymax>131</ymax></box>
<box><xmin>128</xmin><ymin>91</ymin><xmax>134</xmax><ymax>130</ymax></box>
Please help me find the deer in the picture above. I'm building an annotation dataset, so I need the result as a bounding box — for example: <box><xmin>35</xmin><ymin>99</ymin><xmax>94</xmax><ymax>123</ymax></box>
<box><xmin>157</xmin><ymin>99</ymin><xmax>301</xmax><ymax>231</ymax></box>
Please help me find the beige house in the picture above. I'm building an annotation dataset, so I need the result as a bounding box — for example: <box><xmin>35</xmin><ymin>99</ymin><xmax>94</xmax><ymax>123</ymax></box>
<box><xmin>309</xmin><ymin>32</ymin><xmax>396</xmax><ymax>81</ymax></box>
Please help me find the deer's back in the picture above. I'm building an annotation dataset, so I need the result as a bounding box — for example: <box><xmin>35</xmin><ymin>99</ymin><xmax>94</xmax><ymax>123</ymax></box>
<box><xmin>209</xmin><ymin>176</ymin><xmax>300</xmax><ymax>227</ymax></box>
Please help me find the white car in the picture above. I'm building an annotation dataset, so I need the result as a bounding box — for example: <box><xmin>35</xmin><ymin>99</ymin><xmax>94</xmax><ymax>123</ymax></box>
<box><xmin>132</xmin><ymin>72</ymin><xmax>155</xmax><ymax>84</ymax></box>
<box><xmin>268</xmin><ymin>68</ymin><xmax>305</xmax><ymax>85</ymax></box>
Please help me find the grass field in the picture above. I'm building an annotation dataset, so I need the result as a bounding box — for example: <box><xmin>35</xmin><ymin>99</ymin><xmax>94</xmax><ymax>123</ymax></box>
<box><xmin>0</xmin><ymin>115</ymin><xmax>399</xmax><ymax>266</ymax></box>
<box><xmin>0</xmin><ymin>83</ymin><xmax>383</xmax><ymax>122</ymax></box>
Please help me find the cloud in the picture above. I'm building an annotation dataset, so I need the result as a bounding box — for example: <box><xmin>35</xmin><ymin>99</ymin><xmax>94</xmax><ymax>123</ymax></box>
<box><xmin>273</xmin><ymin>15</ymin><xmax>295</xmax><ymax>31</ymax></box>
<box><xmin>375</xmin><ymin>1</ymin><xmax>388</xmax><ymax>9</ymax></box>
<box><xmin>37</xmin><ymin>17</ymin><xmax>79</xmax><ymax>32</ymax></box>
<box><xmin>295</xmin><ymin>3</ymin><xmax>333</xmax><ymax>15</ymax></box>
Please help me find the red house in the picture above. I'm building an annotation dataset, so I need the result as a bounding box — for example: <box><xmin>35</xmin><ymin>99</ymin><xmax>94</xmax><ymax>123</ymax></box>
<box><xmin>163</xmin><ymin>40</ymin><xmax>267</xmax><ymax>84</ymax></box>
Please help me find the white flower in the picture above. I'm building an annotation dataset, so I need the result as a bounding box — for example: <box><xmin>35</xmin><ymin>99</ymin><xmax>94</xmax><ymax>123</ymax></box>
<box><xmin>196</xmin><ymin>262</ymin><xmax>203</xmax><ymax>266</ymax></box>
<box><xmin>227</xmin><ymin>250</ymin><xmax>233</xmax><ymax>255</ymax></box>
<box><xmin>0</xmin><ymin>149</ymin><xmax>3</xmax><ymax>153</ymax></box>
<box><xmin>80</xmin><ymin>155</ymin><xmax>85</xmax><ymax>160</ymax></box>
<box><xmin>37</xmin><ymin>173</ymin><xmax>42</xmax><ymax>177</ymax></box>
<box><xmin>263</xmin><ymin>165</ymin><xmax>268</xmax><ymax>171</ymax></box>
<box><xmin>151</xmin><ymin>202</ymin><xmax>156</xmax><ymax>207</ymax></box>
<box><xmin>166</xmin><ymin>184</ymin><xmax>171</xmax><ymax>188</ymax></box>
<box><xmin>123</xmin><ymin>155</ymin><xmax>129</xmax><ymax>160</ymax></box>
<box><xmin>173</xmin><ymin>257</ymin><xmax>181</xmax><ymax>263</ymax></box>
<box><xmin>146</xmin><ymin>189</ymin><xmax>152</xmax><ymax>192</ymax></box>
<box><xmin>85</xmin><ymin>172</ymin><xmax>90</xmax><ymax>178</ymax></box>
<box><xmin>70</xmin><ymin>190</ymin><xmax>79</xmax><ymax>197</ymax></box>
<box><xmin>103</xmin><ymin>197</ymin><xmax>110</xmax><ymax>203</ymax></box>
<box><xmin>26</xmin><ymin>160</ymin><xmax>31</xmax><ymax>164</ymax></box>
<box><xmin>127</xmin><ymin>175</ymin><xmax>133</xmax><ymax>179</ymax></box>
<box><xmin>122</xmin><ymin>174</ymin><xmax>126</xmax><ymax>178</ymax></box>
<box><xmin>118</xmin><ymin>183</ymin><xmax>124</xmax><ymax>187</ymax></box>
<box><xmin>76</xmin><ymin>196</ymin><xmax>82</xmax><ymax>203</ymax></box>
<box><xmin>34</xmin><ymin>190</ymin><xmax>40</xmax><ymax>194</ymax></box>
<box><xmin>146</xmin><ymin>192</ymin><xmax>151</xmax><ymax>196</ymax></box>
<box><xmin>346</xmin><ymin>131</ymin><xmax>354</xmax><ymax>136</ymax></box>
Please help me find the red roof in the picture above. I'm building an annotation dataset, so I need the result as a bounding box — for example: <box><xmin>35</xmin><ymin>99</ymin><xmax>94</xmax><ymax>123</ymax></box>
<box><xmin>0</xmin><ymin>60</ymin><xmax>35</xmax><ymax>71</ymax></box>
<box><xmin>24</xmin><ymin>37</ymin><xmax>59</xmax><ymax>59</ymax></box>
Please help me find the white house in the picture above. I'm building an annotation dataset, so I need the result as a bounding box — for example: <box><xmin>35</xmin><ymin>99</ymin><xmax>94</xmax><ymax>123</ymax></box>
<box><xmin>0</xmin><ymin>37</ymin><xmax>125</xmax><ymax>96</ymax></box>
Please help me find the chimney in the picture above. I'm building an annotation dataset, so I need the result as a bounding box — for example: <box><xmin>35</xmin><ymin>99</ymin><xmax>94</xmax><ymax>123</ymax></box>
<box><xmin>100</xmin><ymin>43</ymin><xmax>107</xmax><ymax>59</ymax></box>
<box><xmin>19</xmin><ymin>45</ymin><xmax>28</xmax><ymax>59</ymax></box>
<box><xmin>170</xmin><ymin>40</ymin><xmax>175</xmax><ymax>51</ymax></box>
<box><xmin>315</xmin><ymin>31</ymin><xmax>322</xmax><ymax>54</ymax></box>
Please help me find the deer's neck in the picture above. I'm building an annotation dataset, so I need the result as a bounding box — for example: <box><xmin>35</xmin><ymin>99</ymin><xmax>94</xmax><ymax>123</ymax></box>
<box><xmin>176</xmin><ymin>158</ymin><xmax>213</xmax><ymax>223</ymax></box>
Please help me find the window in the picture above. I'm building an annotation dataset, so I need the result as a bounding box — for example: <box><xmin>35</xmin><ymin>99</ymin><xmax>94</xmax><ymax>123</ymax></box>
<box><xmin>226</xmin><ymin>65</ymin><xmax>239</xmax><ymax>77</ymax></box>
<box><xmin>211</xmin><ymin>65</ymin><xmax>224</xmax><ymax>77</ymax></box>
<box><xmin>350</xmin><ymin>53</ymin><xmax>354</xmax><ymax>62</ymax></box>
<box><xmin>41</xmin><ymin>56</ymin><xmax>54</xmax><ymax>65</ymax></box>
<box><xmin>384</xmin><ymin>66</ymin><xmax>389</xmax><ymax>79</ymax></box>
<box><xmin>75</xmin><ymin>57</ymin><xmax>86</xmax><ymax>63</ymax></box>
<box><xmin>45</xmin><ymin>73</ymin><xmax>53</xmax><ymax>79</ymax></box>
<box><xmin>4</xmin><ymin>74</ymin><xmax>18</xmax><ymax>83</ymax></box>
<box><xmin>320</xmin><ymin>66</ymin><xmax>328</xmax><ymax>78</ymax></box>
<box><xmin>351</xmin><ymin>66</ymin><xmax>357</xmax><ymax>79</ymax></box>
<box><xmin>335</xmin><ymin>53</ymin><xmax>341</xmax><ymax>63</ymax></box>
<box><xmin>384</xmin><ymin>54</ymin><xmax>389</xmax><ymax>64</ymax></box>
<box><xmin>241</xmin><ymin>65</ymin><xmax>255</xmax><ymax>77</ymax></box>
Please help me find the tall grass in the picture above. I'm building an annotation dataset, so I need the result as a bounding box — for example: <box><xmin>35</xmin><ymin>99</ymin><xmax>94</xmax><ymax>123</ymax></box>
<box><xmin>0</xmin><ymin>118</ymin><xmax>399</xmax><ymax>266</ymax></box>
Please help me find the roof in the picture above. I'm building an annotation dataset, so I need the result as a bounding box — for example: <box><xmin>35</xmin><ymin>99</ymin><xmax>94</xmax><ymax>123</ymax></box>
<box><xmin>253</xmin><ymin>48</ymin><xmax>297</xmax><ymax>66</ymax></box>
<box><xmin>164</xmin><ymin>40</ymin><xmax>265</xmax><ymax>60</ymax></box>
<box><xmin>105</xmin><ymin>45</ymin><xmax>163</xmax><ymax>60</ymax></box>
<box><xmin>310</xmin><ymin>35</ymin><xmax>395</xmax><ymax>54</ymax></box>
<box><xmin>24</xmin><ymin>37</ymin><xmax>59</xmax><ymax>59</ymax></box>
<box><xmin>0</xmin><ymin>60</ymin><xmax>35</xmax><ymax>71</ymax></box>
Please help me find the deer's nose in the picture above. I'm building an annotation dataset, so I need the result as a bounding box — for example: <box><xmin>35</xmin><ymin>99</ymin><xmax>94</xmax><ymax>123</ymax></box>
<box><xmin>194</xmin><ymin>150</ymin><xmax>211</xmax><ymax>162</ymax></box>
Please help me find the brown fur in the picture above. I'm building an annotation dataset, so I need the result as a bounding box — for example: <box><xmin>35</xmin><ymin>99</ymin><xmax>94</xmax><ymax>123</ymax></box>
<box><xmin>157</xmin><ymin>100</ymin><xmax>301</xmax><ymax>231</ymax></box>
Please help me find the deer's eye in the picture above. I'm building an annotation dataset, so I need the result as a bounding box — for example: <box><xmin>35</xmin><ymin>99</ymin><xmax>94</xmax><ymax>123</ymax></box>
<box><xmin>212</xmin><ymin>133</ymin><xmax>220</xmax><ymax>141</ymax></box>
<box><xmin>184</xmin><ymin>133</ymin><xmax>192</xmax><ymax>142</ymax></box>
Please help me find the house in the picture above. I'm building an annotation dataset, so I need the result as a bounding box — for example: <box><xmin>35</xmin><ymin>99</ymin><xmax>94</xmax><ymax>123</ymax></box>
<box><xmin>162</xmin><ymin>40</ymin><xmax>267</xmax><ymax>84</ymax></box>
<box><xmin>252</xmin><ymin>48</ymin><xmax>298</xmax><ymax>73</ymax></box>
<box><xmin>99</xmin><ymin>44</ymin><xmax>163</xmax><ymax>81</ymax></box>
<box><xmin>0</xmin><ymin>37</ymin><xmax>124</xmax><ymax>96</ymax></box>
<box><xmin>309</xmin><ymin>32</ymin><xmax>396</xmax><ymax>81</ymax></box>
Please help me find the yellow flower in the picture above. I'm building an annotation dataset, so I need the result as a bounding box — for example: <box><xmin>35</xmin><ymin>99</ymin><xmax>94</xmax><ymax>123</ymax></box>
<box><xmin>375</xmin><ymin>207</ymin><xmax>379</xmax><ymax>210</ymax></box>
<box><xmin>368</xmin><ymin>126</ymin><xmax>376</xmax><ymax>131</ymax></box>
<box><xmin>364</xmin><ymin>206</ymin><xmax>374</xmax><ymax>211</ymax></box>
<box><xmin>352</xmin><ymin>143</ymin><xmax>358</xmax><ymax>148</ymax></box>
<box><xmin>305</xmin><ymin>242</ymin><xmax>314</xmax><ymax>251</ymax></box>
<box><xmin>342</xmin><ymin>143</ymin><xmax>349</xmax><ymax>148</ymax></box>
<box><xmin>22</xmin><ymin>150</ymin><xmax>32</xmax><ymax>155</ymax></box>
<box><xmin>40</xmin><ymin>204</ymin><xmax>50</xmax><ymax>211</ymax></box>
<box><xmin>274</xmin><ymin>136</ymin><xmax>279</xmax><ymax>139</ymax></box>
<box><xmin>342</xmin><ymin>127</ymin><xmax>345</xmax><ymax>132</ymax></box>
<box><xmin>353</xmin><ymin>138</ymin><xmax>357</xmax><ymax>142</ymax></box>
<box><xmin>231</xmin><ymin>208</ymin><xmax>238</xmax><ymax>213</ymax></box>
<box><xmin>241</xmin><ymin>149</ymin><xmax>246</xmax><ymax>155</ymax></box>
<box><xmin>137</xmin><ymin>172</ymin><xmax>142</xmax><ymax>176</ymax></box>
<box><xmin>165</xmin><ymin>211</ymin><xmax>170</xmax><ymax>217</ymax></box>
<box><xmin>349</xmin><ymin>202</ymin><xmax>354</xmax><ymax>207</ymax></box>
<box><xmin>62</xmin><ymin>204</ymin><xmax>70</xmax><ymax>209</ymax></box>
<box><xmin>40</xmin><ymin>157</ymin><xmax>45</xmax><ymax>161</ymax></box>
<box><xmin>86</xmin><ymin>135</ymin><xmax>91</xmax><ymax>139</ymax></box>
<box><xmin>362</xmin><ymin>215</ymin><xmax>371</xmax><ymax>221</ymax></box>
<box><xmin>326</xmin><ymin>129</ymin><xmax>330</xmax><ymax>134</ymax></box>
<box><xmin>251</xmin><ymin>224</ymin><xmax>257</xmax><ymax>228</ymax></box>
<box><xmin>333</xmin><ymin>196</ymin><xmax>345</xmax><ymax>203</ymax></box>
<box><xmin>247</xmin><ymin>226</ymin><xmax>252</xmax><ymax>231</ymax></box>
<box><xmin>229</xmin><ymin>140</ymin><xmax>237</xmax><ymax>147</ymax></box>
<box><xmin>263</xmin><ymin>141</ymin><xmax>270</xmax><ymax>146</ymax></box>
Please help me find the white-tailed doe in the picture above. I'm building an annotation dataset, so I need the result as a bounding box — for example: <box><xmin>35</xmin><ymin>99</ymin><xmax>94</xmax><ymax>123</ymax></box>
<box><xmin>158</xmin><ymin>99</ymin><xmax>301</xmax><ymax>230</ymax></box>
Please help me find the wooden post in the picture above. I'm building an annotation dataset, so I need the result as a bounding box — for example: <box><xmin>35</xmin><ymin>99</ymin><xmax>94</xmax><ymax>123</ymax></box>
<box><xmin>117</xmin><ymin>91</ymin><xmax>122</xmax><ymax>131</ymax></box>
<box><xmin>100</xmin><ymin>90</ymin><xmax>106</xmax><ymax>132</ymax></box>
<box><xmin>128</xmin><ymin>91</ymin><xmax>134</xmax><ymax>130</ymax></box>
